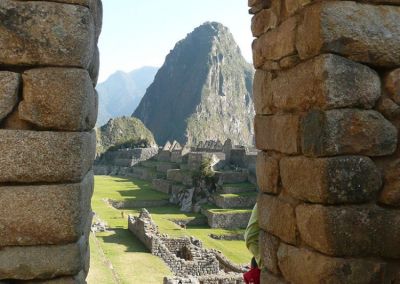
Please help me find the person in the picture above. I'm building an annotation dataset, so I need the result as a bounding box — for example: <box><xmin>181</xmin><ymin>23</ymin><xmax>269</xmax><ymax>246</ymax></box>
<box><xmin>243</xmin><ymin>203</ymin><xmax>261</xmax><ymax>284</ymax></box>
<box><xmin>243</xmin><ymin>257</ymin><xmax>261</xmax><ymax>284</ymax></box>
<box><xmin>244</xmin><ymin>203</ymin><xmax>262</xmax><ymax>267</ymax></box>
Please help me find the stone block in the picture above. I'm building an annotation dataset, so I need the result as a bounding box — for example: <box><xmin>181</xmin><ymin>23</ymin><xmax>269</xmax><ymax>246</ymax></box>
<box><xmin>302</xmin><ymin>109</ymin><xmax>398</xmax><ymax>157</ymax></box>
<box><xmin>279</xmin><ymin>54</ymin><xmax>300</xmax><ymax>69</ymax></box>
<box><xmin>260</xmin><ymin>270</ymin><xmax>288</xmax><ymax>284</ymax></box>
<box><xmin>218</xmin><ymin>170</ymin><xmax>249</xmax><ymax>183</ymax></box>
<box><xmin>374</xmin><ymin>157</ymin><xmax>400</xmax><ymax>207</ymax></box>
<box><xmin>204</xmin><ymin>209</ymin><xmax>252</xmax><ymax>229</ymax></box>
<box><xmin>140</xmin><ymin>167</ymin><xmax>158</xmax><ymax>181</ymax></box>
<box><xmin>280</xmin><ymin>156</ymin><xmax>381</xmax><ymax>204</ymax></box>
<box><xmin>167</xmin><ymin>169</ymin><xmax>184</xmax><ymax>183</ymax></box>
<box><xmin>158</xmin><ymin>150</ymin><xmax>171</xmax><ymax>162</ymax></box>
<box><xmin>0</xmin><ymin>109</ymin><xmax>34</xmax><ymax>130</ymax></box>
<box><xmin>260</xmin><ymin>230</ymin><xmax>280</xmax><ymax>274</ymax></box>
<box><xmin>89</xmin><ymin>0</ymin><xmax>103</xmax><ymax>41</ymax></box>
<box><xmin>277</xmin><ymin>243</ymin><xmax>387</xmax><ymax>284</ymax></box>
<box><xmin>0</xmin><ymin>130</ymin><xmax>95</xmax><ymax>183</ymax></box>
<box><xmin>296</xmin><ymin>204</ymin><xmax>400</xmax><ymax>258</ymax></box>
<box><xmin>220</xmin><ymin>183</ymin><xmax>256</xmax><ymax>194</ymax></box>
<box><xmin>379</xmin><ymin>163</ymin><xmax>400</xmax><ymax>207</ymax></box>
<box><xmin>248</xmin><ymin>0</ymin><xmax>272</xmax><ymax>14</ymax></box>
<box><xmin>152</xmin><ymin>178</ymin><xmax>172</xmax><ymax>194</ymax></box>
<box><xmin>214</xmin><ymin>194</ymin><xmax>257</xmax><ymax>209</ymax></box>
<box><xmin>281</xmin><ymin>0</ymin><xmax>303</xmax><ymax>19</ymax></box>
<box><xmin>385</xmin><ymin>68</ymin><xmax>400</xmax><ymax>105</ymax></box>
<box><xmin>88</xmin><ymin>47</ymin><xmax>100</xmax><ymax>86</ymax></box>
<box><xmin>255</xmin><ymin>114</ymin><xmax>300</xmax><ymax>154</ymax></box>
<box><xmin>0</xmin><ymin>72</ymin><xmax>20</xmax><ymax>123</ymax></box>
<box><xmin>253</xmin><ymin>17</ymin><xmax>297</xmax><ymax>69</ymax></box>
<box><xmin>171</xmin><ymin>183</ymin><xmax>186</xmax><ymax>195</ymax></box>
<box><xmin>376</xmin><ymin>95</ymin><xmax>400</xmax><ymax>121</ymax></box>
<box><xmin>270</xmin><ymin>54</ymin><xmax>381</xmax><ymax>112</ymax></box>
<box><xmin>0</xmin><ymin>236</ymin><xmax>88</xmax><ymax>280</ymax></box>
<box><xmin>0</xmin><ymin>0</ymin><xmax>95</xmax><ymax>68</ymax></box>
<box><xmin>19</xmin><ymin>276</ymin><xmax>78</xmax><ymax>283</ymax></box>
<box><xmin>0</xmin><ymin>171</ymin><xmax>93</xmax><ymax>246</ymax></box>
<box><xmin>181</xmin><ymin>174</ymin><xmax>193</xmax><ymax>187</ymax></box>
<box><xmin>157</xmin><ymin>162</ymin><xmax>179</xmax><ymax>174</ymax></box>
<box><xmin>20</xmin><ymin>68</ymin><xmax>97</xmax><ymax>131</ymax></box>
<box><xmin>258</xmin><ymin>194</ymin><xmax>297</xmax><ymax>244</ymax></box>
<box><xmin>253</xmin><ymin>70</ymin><xmax>273</xmax><ymax>115</ymax></box>
<box><xmin>170</xmin><ymin>150</ymin><xmax>184</xmax><ymax>163</ymax></box>
<box><xmin>251</xmin><ymin>8</ymin><xmax>278</xmax><ymax>37</ymax></box>
<box><xmin>256</xmin><ymin>152</ymin><xmax>279</xmax><ymax>194</ymax></box>
<box><xmin>23</xmin><ymin>0</ymin><xmax>91</xmax><ymax>7</ymax></box>
<box><xmin>296</xmin><ymin>1</ymin><xmax>400</xmax><ymax>67</ymax></box>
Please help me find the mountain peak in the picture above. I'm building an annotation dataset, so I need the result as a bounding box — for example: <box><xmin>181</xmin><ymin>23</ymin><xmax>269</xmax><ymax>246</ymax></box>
<box><xmin>195</xmin><ymin>21</ymin><xmax>228</xmax><ymax>33</ymax></box>
<box><xmin>133</xmin><ymin>22</ymin><xmax>255</xmax><ymax>146</ymax></box>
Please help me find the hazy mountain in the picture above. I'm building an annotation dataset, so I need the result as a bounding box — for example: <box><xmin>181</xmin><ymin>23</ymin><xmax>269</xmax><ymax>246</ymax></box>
<box><xmin>96</xmin><ymin>116</ymin><xmax>156</xmax><ymax>154</ymax></box>
<box><xmin>133</xmin><ymin>22</ymin><xmax>255</xmax><ymax>146</ymax></box>
<box><xmin>96</xmin><ymin>66</ymin><xmax>158</xmax><ymax>126</ymax></box>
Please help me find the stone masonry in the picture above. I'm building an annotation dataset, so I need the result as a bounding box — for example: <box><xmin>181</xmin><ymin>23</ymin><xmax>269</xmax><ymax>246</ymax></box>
<box><xmin>0</xmin><ymin>0</ymin><xmax>101</xmax><ymax>283</ymax></box>
<box><xmin>128</xmin><ymin>209</ymin><xmax>246</xmax><ymax>284</ymax></box>
<box><xmin>250</xmin><ymin>0</ymin><xmax>400</xmax><ymax>282</ymax></box>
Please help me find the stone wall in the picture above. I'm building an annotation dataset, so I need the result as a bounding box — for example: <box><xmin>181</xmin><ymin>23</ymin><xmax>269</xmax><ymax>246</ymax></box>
<box><xmin>164</xmin><ymin>274</ymin><xmax>244</xmax><ymax>284</ymax></box>
<box><xmin>201</xmin><ymin>209</ymin><xmax>252</xmax><ymax>229</ymax></box>
<box><xmin>128</xmin><ymin>210</ymin><xmax>245</xmax><ymax>282</ymax></box>
<box><xmin>94</xmin><ymin>147</ymin><xmax>158</xmax><ymax>175</ymax></box>
<box><xmin>250</xmin><ymin>0</ymin><xmax>400</xmax><ymax>282</ymax></box>
<box><xmin>0</xmin><ymin>0</ymin><xmax>101</xmax><ymax>282</ymax></box>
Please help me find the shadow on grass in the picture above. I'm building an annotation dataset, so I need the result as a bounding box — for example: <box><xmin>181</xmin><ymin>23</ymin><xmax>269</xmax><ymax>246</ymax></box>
<box><xmin>98</xmin><ymin>228</ymin><xmax>149</xmax><ymax>253</ymax></box>
<box><xmin>116</xmin><ymin>189</ymin><xmax>168</xmax><ymax>200</ymax></box>
<box><xmin>107</xmin><ymin>176</ymin><xmax>153</xmax><ymax>187</ymax></box>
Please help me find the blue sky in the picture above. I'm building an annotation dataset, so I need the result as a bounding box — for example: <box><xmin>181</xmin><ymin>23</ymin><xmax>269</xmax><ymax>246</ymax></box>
<box><xmin>98</xmin><ymin>0</ymin><xmax>254</xmax><ymax>82</ymax></box>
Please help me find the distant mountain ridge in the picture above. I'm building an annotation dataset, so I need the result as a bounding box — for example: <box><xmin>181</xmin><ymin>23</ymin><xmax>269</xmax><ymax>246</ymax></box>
<box><xmin>96</xmin><ymin>66</ymin><xmax>158</xmax><ymax>126</ymax></box>
<box><xmin>133</xmin><ymin>22</ymin><xmax>255</xmax><ymax>146</ymax></box>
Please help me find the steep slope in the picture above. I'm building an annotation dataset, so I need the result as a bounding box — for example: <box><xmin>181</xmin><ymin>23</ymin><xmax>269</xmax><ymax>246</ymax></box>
<box><xmin>96</xmin><ymin>117</ymin><xmax>157</xmax><ymax>154</ymax></box>
<box><xmin>133</xmin><ymin>22</ymin><xmax>254</xmax><ymax>146</ymax></box>
<box><xmin>96</xmin><ymin>67</ymin><xmax>158</xmax><ymax>126</ymax></box>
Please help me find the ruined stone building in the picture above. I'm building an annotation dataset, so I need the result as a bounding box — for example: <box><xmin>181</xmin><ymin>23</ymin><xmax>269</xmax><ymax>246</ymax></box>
<box><xmin>129</xmin><ymin>210</ymin><xmax>245</xmax><ymax>284</ymax></box>
<box><xmin>1</xmin><ymin>0</ymin><xmax>400</xmax><ymax>283</ymax></box>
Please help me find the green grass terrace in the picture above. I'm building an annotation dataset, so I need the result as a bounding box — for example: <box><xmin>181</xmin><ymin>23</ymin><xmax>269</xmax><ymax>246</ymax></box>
<box><xmin>87</xmin><ymin>176</ymin><xmax>251</xmax><ymax>284</ymax></box>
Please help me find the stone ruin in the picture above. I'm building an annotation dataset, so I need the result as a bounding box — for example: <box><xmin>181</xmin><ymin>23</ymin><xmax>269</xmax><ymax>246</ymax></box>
<box><xmin>0</xmin><ymin>0</ymin><xmax>101</xmax><ymax>282</ymax></box>
<box><xmin>100</xmin><ymin>138</ymin><xmax>259</xmax><ymax>229</ymax></box>
<box><xmin>94</xmin><ymin>147</ymin><xmax>159</xmax><ymax>175</ymax></box>
<box><xmin>195</xmin><ymin>140</ymin><xmax>224</xmax><ymax>152</ymax></box>
<box><xmin>128</xmin><ymin>209</ymin><xmax>245</xmax><ymax>284</ymax></box>
<box><xmin>250</xmin><ymin>0</ymin><xmax>400</xmax><ymax>282</ymax></box>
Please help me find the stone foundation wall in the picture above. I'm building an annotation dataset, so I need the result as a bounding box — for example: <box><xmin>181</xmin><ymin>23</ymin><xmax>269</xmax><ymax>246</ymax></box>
<box><xmin>0</xmin><ymin>0</ymin><xmax>101</xmax><ymax>282</ymax></box>
<box><xmin>202</xmin><ymin>209</ymin><xmax>252</xmax><ymax>229</ymax></box>
<box><xmin>250</xmin><ymin>0</ymin><xmax>400</xmax><ymax>282</ymax></box>
<box><xmin>164</xmin><ymin>274</ymin><xmax>244</xmax><ymax>284</ymax></box>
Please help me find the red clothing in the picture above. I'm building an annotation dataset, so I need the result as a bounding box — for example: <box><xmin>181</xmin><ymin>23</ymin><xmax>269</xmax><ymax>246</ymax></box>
<box><xmin>243</xmin><ymin>267</ymin><xmax>261</xmax><ymax>284</ymax></box>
